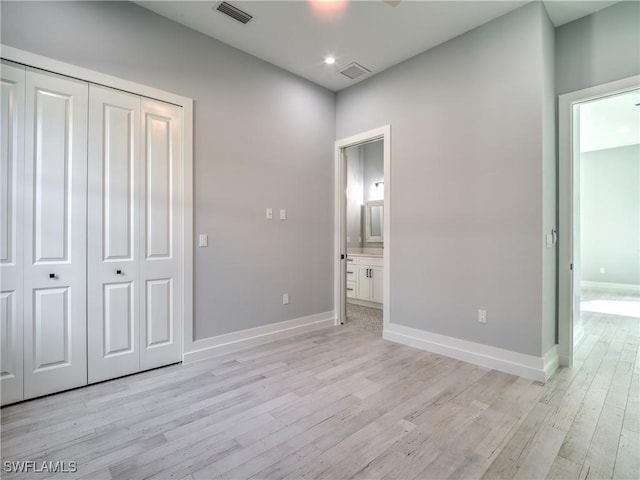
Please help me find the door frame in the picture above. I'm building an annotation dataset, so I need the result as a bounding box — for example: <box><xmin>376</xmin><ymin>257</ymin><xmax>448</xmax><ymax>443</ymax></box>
<box><xmin>558</xmin><ymin>74</ymin><xmax>640</xmax><ymax>367</ymax></box>
<box><xmin>0</xmin><ymin>45</ymin><xmax>194</xmax><ymax>360</ymax></box>
<box><xmin>334</xmin><ymin>125</ymin><xmax>391</xmax><ymax>329</ymax></box>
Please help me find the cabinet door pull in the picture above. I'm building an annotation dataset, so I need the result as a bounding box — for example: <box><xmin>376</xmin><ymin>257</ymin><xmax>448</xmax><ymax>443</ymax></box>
<box><xmin>346</xmin><ymin>288</ymin><xmax>354</xmax><ymax>291</ymax></box>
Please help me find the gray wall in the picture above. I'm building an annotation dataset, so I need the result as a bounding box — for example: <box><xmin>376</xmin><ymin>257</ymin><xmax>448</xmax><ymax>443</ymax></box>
<box><xmin>345</xmin><ymin>140</ymin><xmax>384</xmax><ymax>249</ymax></box>
<box><xmin>580</xmin><ymin>145</ymin><xmax>640</xmax><ymax>285</ymax></box>
<box><xmin>336</xmin><ymin>2</ymin><xmax>553</xmax><ymax>357</ymax></box>
<box><xmin>541</xmin><ymin>6</ymin><xmax>557</xmax><ymax>355</ymax></box>
<box><xmin>0</xmin><ymin>1</ymin><xmax>336</xmax><ymax>339</ymax></box>
<box><xmin>556</xmin><ymin>1</ymin><xmax>640</xmax><ymax>95</ymax></box>
<box><xmin>362</xmin><ymin>141</ymin><xmax>384</xmax><ymax>248</ymax></box>
<box><xmin>345</xmin><ymin>145</ymin><xmax>364</xmax><ymax>248</ymax></box>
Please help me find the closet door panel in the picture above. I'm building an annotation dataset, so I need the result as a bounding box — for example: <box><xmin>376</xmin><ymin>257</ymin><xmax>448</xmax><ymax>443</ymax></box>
<box><xmin>140</xmin><ymin>99</ymin><xmax>182</xmax><ymax>370</ymax></box>
<box><xmin>0</xmin><ymin>61</ymin><xmax>25</xmax><ymax>405</ymax></box>
<box><xmin>88</xmin><ymin>85</ymin><xmax>141</xmax><ymax>383</ymax></box>
<box><xmin>23</xmin><ymin>69</ymin><xmax>88</xmax><ymax>399</ymax></box>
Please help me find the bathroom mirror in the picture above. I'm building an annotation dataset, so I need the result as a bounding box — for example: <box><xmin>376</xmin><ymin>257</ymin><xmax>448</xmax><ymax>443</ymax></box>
<box><xmin>365</xmin><ymin>200</ymin><xmax>383</xmax><ymax>243</ymax></box>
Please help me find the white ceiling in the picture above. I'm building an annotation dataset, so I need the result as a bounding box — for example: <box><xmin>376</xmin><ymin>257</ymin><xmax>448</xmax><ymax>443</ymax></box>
<box><xmin>134</xmin><ymin>0</ymin><xmax>619</xmax><ymax>92</ymax></box>
<box><xmin>580</xmin><ymin>89</ymin><xmax>640</xmax><ymax>152</ymax></box>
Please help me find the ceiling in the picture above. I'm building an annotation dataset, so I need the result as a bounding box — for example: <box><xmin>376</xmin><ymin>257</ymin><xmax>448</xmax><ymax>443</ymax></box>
<box><xmin>580</xmin><ymin>89</ymin><xmax>640</xmax><ymax>153</ymax></box>
<box><xmin>134</xmin><ymin>1</ymin><xmax>619</xmax><ymax>92</ymax></box>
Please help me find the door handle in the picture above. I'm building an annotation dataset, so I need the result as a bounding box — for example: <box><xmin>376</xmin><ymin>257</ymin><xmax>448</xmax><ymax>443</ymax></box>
<box><xmin>49</xmin><ymin>273</ymin><xmax>57</xmax><ymax>279</ymax></box>
<box><xmin>116</xmin><ymin>269</ymin><xmax>124</xmax><ymax>275</ymax></box>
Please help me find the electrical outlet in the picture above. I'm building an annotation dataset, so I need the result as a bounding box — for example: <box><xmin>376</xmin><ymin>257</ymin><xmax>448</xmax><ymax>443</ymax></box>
<box><xmin>478</xmin><ymin>309</ymin><xmax>487</xmax><ymax>324</ymax></box>
<box><xmin>198</xmin><ymin>234</ymin><xmax>208</xmax><ymax>247</ymax></box>
<box><xmin>266</xmin><ymin>208</ymin><xmax>273</xmax><ymax>220</ymax></box>
<box><xmin>280</xmin><ymin>209</ymin><xmax>287</xmax><ymax>220</ymax></box>
<box><xmin>282</xmin><ymin>293</ymin><xmax>289</xmax><ymax>305</ymax></box>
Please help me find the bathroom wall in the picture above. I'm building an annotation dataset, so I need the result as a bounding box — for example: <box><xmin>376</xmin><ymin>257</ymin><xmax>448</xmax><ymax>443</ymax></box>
<box><xmin>345</xmin><ymin>140</ymin><xmax>384</xmax><ymax>250</ymax></box>
<box><xmin>362</xmin><ymin>140</ymin><xmax>384</xmax><ymax>248</ymax></box>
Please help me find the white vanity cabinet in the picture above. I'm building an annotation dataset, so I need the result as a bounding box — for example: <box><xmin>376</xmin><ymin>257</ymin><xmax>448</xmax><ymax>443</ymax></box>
<box><xmin>347</xmin><ymin>254</ymin><xmax>383</xmax><ymax>306</ymax></box>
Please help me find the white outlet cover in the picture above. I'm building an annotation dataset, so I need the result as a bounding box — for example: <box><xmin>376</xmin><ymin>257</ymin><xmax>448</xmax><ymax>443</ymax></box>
<box><xmin>280</xmin><ymin>209</ymin><xmax>287</xmax><ymax>220</ymax></box>
<box><xmin>199</xmin><ymin>234</ymin><xmax>208</xmax><ymax>247</ymax></box>
<box><xmin>266</xmin><ymin>208</ymin><xmax>273</xmax><ymax>219</ymax></box>
<box><xmin>282</xmin><ymin>293</ymin><xmax>289</xmax><ymax>304</ymax></box>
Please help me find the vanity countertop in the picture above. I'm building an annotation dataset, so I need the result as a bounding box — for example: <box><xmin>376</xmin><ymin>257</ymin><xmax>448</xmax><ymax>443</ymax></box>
<box><xmin>347</xmin><ymin>248</ymin><xmax>383</xmax><ymax>257</ymax></box>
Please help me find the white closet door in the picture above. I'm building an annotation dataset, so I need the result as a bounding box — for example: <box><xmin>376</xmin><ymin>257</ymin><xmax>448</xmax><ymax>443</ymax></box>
<box><xmin>139</xmin><ymin>99</ymin><xmax>182</xmax><ymax>370</ymax></box>
<box><xmin>23</xmin><ymin>69</ymin><xmax>88</xmax><ymax>399</ymax></box>
<box><xmin>0</xmin><ymin>61</ymin><xmax>25</xmax><ymax>405</ymax></box>
<box><xmin>87</xmin><ymin>85</ymin><xmax>141</xmax><ymax>383</ymax></box>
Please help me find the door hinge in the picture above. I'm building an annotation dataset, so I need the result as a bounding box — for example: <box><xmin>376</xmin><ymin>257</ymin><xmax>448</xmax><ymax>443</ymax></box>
<box><xmin>570</xmin><ymin>263</ymin><xmax>573</xmax><ymax>270</ymax></box>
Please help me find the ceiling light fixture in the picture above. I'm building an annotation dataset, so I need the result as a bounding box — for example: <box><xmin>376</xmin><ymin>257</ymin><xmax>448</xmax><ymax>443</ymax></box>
<box><xmin>324</xmin><ymin>56</ymin><xmax>336</xmax><ymax>65</ymax></box>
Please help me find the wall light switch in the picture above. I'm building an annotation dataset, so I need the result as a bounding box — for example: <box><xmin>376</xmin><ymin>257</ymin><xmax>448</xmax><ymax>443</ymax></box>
<box><xmin>199</xmin><ymin>234</ymin><xmax>208</xmax><ymax>247</ymax></box>
<box><xmin>266</xmin><ymin>208</ymin><xmax>273</xmax><ymax>220</ymax></box>
<box><xmin>280</xmin><ymin>209</ymin><xmax>287</xmax><ymax>220</ymax></box>
<box><xmin>478</xmin><ymin>309</ymin><xmax>487</xmax><ymax>324</ymax></box>
<box><xmin>282</xmin><ymin>293</ymin><xmax>289</xmax><ymax>305</ymax></box>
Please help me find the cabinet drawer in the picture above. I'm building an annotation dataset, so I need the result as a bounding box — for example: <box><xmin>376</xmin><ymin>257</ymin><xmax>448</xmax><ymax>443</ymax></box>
<box><xmin>346</xmin><ymin>267</ymin><xmax>356</xmax><ymax>281</ymax></box>
<box><xmin>346</xmin><ymin>281</ymin><xmax>356</xmax><ymax>298</ymax></box>
<box><xmin>357</xmin><ymin>256</ymin><xmax>383</xmax><ymax>266</ymax></box>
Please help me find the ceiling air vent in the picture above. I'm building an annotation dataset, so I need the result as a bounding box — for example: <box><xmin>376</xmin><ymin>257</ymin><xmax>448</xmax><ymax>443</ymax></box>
<box><xmin>216</xmin><ymin>1</ymin><xmax>253</xmax><ymax>24</ymax></box>
<box><xmin>339</xmin><ymin>62</ymin><xmax>371</xmax><ymax>80</ymax></box>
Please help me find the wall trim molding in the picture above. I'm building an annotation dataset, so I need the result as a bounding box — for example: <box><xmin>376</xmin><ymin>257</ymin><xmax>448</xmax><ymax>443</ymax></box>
<box><xmin>581</xmin><ymin>281</ymin><xmax>640</xmax><ymax>294</ymax></box>
<box><xmin>383</xmin><ymin>323</ymin><xmax>558</xmax><ymax>382</ymax></box>
<box><xmin>183</xmin><ymin>311</ymin><xmax>335</xmax><ymax>364</ymax></box>
<box><xmin>347</xmin><ymin>298</ymin><xmax>382</xmax><ymax>309</ymax></box>
<box><xmin>558</xmin><ymin>74</ymin><xmax>640</xmax><ymax>369</ymax></box>
<box><xmin>543</xmin><ymin>345</ymin><xmax>560</xmax><ymax>381</ymax></box>
<box><xmin>334</xmin><ymin>125</ymin><xmax>391</xmax><ymax>330</ymax></box>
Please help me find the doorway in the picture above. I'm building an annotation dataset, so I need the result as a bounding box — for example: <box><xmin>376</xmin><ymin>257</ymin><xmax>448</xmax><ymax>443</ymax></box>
<box><xmin>558</xmin><ymin>76</ymin><xmax>640</xmax><ymax>367</ymax></box>
<box><xmin>334</xmin><ymin>126</ymin><xmax>391</xmax><ymax>332</ymax></box>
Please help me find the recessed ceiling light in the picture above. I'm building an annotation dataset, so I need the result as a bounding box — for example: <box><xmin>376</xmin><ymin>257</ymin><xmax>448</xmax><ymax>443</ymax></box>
<box><xmin>324</xmin><ymin>56</ymin><xmax>336</xmax><ymax>65</ymax></box>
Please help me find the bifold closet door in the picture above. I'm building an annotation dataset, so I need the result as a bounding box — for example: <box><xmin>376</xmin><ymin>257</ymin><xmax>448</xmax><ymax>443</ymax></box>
<box><xmin>88</xmin><ymin>85</ymin><xmax>141</xmax><ymax>383</ymax></box>
<box><xmin>1</xmin><ymin>61</ymin><xmax>25</xmax><ymax>405</ymax></box>
<box><xmin>139</xmin><ymin>99</ymin><xmax>182</xmax><ymax>370</ymax></box>
<box><xmin>88</xmin><ymin>87</ymin><xmax>182</xmax><ymax>382</ymax></box>
<box><xmin>23</xmin><ymin>69</ymin><xmax>88</xmax><ymax>399</ymax></box>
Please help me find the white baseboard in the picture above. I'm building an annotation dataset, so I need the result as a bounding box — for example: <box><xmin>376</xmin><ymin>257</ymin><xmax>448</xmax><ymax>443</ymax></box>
<box><xmin>183</xmin><ymin>311</ymin><xmax>335</xmax><ymax>364</ymax></box>
<box><xmin>543</xmin><ymin>345</ymin><xmax>560</xmax><ymax>381</ymax></box>
<box><xmin>347</xmin><ymin>298</ymin><xmax>382</xmax><ymax>310</ymax></box>
<box><xmin>581</xmin><ymin>281</ymin><xmax>640</xmax><ymax>294</ymax></box>
<box><xmin>383</xmin><ymin>323</ymin><xmax>558</xmax><ymax>382</ymax></box>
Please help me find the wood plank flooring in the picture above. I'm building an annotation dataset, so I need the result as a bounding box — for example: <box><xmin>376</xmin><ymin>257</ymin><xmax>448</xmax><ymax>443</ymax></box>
<box><xmin>1</xmin><ymin>291</ymin><xmax>638</xmax><ymax>479</ymax></box>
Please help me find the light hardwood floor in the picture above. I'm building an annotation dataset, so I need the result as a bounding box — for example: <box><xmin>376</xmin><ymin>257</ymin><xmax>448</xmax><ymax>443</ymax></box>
<box><xmin>1</xmin><ymin>294</ymin><xmax>638</xmax><ymax>480</ymax></box>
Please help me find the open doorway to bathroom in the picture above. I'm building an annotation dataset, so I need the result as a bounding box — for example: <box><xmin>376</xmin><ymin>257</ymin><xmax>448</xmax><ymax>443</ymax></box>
<box><xmin>344</xmin><ymin>139</ymin><xmax>384</xmax><ymax>334</ymax></box>
<box><xmin>334</xmin><ymin>126</ymin><xmax>390</xmax><ymax>335</ymax></box>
